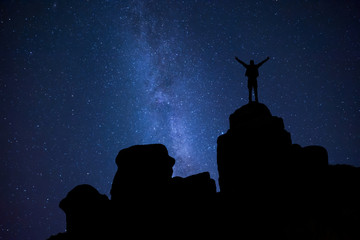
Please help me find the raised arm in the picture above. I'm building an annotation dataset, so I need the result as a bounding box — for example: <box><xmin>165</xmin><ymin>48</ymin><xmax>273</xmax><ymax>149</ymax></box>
<box><xmin>235</xmin><ymin>57</ymin><xmax>248</xmax><ymax>68</ymax></box>
<box><xmin>257</xmin><ymin>56</ymin><xmax>270</xmax><ymax>67</ymax></box>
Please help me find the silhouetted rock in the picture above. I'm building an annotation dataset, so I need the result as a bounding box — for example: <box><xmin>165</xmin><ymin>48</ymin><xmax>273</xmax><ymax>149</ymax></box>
<box><xmin>170</xmin><ymin>172</ymin><xmax>216</xmax><ymax>198</ymax></box>
<box><xmin>170</xmin><ymin>172</ymin><xmax>216</xmax><ymax>219</ymax></box>
<box><xmin>48</xmin><ymin>103</ymin><xmax>360</xmax><ymax>240</ymax></box>
<box><xmin>106</xmin><ymin>144</ymin><xmax>217</xmax><ymax>238</ymax></box>
<box><xmin>57</xmin><ymin>184</ymin><xmax>109</xmax><ymax>239</ymax></box>
<box><xmin>169</xmin><ymin>172</ymin><xmax>217</xmax><ymax>238</ymax></box>
<box><xmin>327</xmin><ymin>164</ymin><xmax>360</xmax><ymax>205</ymax></box>
<box><xmin>217</xmin><ymin>102</ymin><xmax>293</xmax><ymax>196</ymax></box>
<box><xmin>216</xmin><ymin>102</ymin><xmax>359</xmax><ymax>239</ymax></box>
<box><xmin>110</xmin><ymin>144</ymin><xmax>175</xmax><ymax>202</ymax></box>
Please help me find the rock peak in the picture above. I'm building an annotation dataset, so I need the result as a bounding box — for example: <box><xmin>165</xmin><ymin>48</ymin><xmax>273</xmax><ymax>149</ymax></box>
<box><xmin>229</xmin><ymin>102</ymin><xmax>272</xmax><ymax>130</ymax></box>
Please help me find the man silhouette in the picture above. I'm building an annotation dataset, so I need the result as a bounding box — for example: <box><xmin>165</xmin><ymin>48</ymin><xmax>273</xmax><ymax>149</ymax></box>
<box><xmin>235</xmin><ymin>56</ymin><xmax>270</xmax><ymax>103</ymax></box>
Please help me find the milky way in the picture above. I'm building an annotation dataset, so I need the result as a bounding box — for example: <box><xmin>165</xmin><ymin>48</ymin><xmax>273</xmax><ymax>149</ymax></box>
<box><xmin>121</xmin><ymin>1</ymin><xmax>218</xmax><ymax>176</ymax></box>
<box><xmin>1</xmin><ymin>1</ymin><xmax>360</xmax><ymax>239</ymax></box>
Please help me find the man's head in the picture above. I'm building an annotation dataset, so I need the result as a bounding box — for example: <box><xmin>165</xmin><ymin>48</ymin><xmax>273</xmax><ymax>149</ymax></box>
<box><xmin>250</xmin><ymin>60</ymin><xmax>254</xmax><ymax>65</ymax></box>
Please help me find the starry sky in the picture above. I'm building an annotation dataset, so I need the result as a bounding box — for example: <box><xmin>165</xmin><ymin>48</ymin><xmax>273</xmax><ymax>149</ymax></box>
<box><xmin>1</xmin><ymin>0</ymin><xmax>360</xmax><ymax>239</ymax></box>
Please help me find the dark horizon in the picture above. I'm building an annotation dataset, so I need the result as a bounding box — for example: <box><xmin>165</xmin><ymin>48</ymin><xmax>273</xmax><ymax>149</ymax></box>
<box><xmin>1</xmin><ymin>1</ymin><xmax>360</xmax><ymax>239</ymax></box>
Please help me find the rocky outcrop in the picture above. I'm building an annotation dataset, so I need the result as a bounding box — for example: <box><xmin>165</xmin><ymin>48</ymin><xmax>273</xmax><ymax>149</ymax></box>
<box><xmin>48</xmin><ymin>144</ymin><xmax>216</xmax><ymax>239</ymax></box>
<box><xmin>218</xmin><ymin>102</ymin><xmax>293</xmax><ymax>194</ymax></box>
<box><xmin>216</xmin><ymin>102</ymin><xmax>359</xmax><ymax>239</ymax></box>
<box><xmin>217</xmin><ymin>102</ymin><xmax>329</xmax><ymax>202</ymax></box>
<box><xmin>110</xmin><ymin>144</ymin><xmax>175</xmax><ymax>201</ymax></box>
<box><xmin>48</xmin><ymin>102</ymin><xmax>360</xmax><ymax>240</ymax></box>
<box><xmin>48</xmin><ymin>184</ymin><xmax>110</xmax><ymax>239</ymax></box>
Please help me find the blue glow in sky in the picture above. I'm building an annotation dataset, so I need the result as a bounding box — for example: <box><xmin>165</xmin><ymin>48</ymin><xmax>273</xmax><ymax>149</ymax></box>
<box><xmin>1</xmin><ymin>1</ymin><xmax>360</xmax><ymax>239</ymax></box>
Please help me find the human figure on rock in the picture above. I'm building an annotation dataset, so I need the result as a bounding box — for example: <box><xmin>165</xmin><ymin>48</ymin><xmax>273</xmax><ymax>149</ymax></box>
<box><xmin>235</xmin><ymin>56</ymin><xmax>270</xmax><ymax>103</ymax></box>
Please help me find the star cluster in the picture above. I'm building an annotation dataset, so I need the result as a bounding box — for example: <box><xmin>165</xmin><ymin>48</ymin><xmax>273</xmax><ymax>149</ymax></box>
<box><xmin>1</xmin><ymin>1</ymin><xmax>360</xmax><ymax>239</ymax></box>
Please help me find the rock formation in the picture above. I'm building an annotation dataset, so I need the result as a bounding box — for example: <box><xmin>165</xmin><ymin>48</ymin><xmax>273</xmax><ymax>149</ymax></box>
<box><xmin>48</xmin><ymin>102</ymin><xmax>360</xmax><ymax>240</ymax></box>
<box><xmin>110</xmin><ymin>144</ymin><xmax>175</xmax><ymax>201</ymax></box>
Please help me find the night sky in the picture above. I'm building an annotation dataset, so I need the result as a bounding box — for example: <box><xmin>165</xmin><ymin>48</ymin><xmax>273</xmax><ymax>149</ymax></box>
<box><xmin>1</xmin><ymin>0</ymin><xmax>360</xmax><ymax>239</ymax></box>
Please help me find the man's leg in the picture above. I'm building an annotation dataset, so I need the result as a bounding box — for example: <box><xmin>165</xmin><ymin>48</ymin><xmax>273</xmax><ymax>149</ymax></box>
<box><xmin>254</xmin><ymin>87</ymin><xmax>258</xmax><ymax>102</ymax></box>
<box><xmin>248</xmin><ymin>87</ymin><xmax>252</xmax><ymax>102</ymax></box>
<box><xmin>253</xmin><ymin>80</ymin><xmax>258</xmax><ymax>102</ymax></box>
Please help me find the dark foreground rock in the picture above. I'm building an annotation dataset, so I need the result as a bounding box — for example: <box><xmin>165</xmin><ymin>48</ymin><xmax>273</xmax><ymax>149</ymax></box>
<box><xmin>48</xmin><ymin>103</ymin><xmax>360</xmax><ymax>239</ymax></box>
